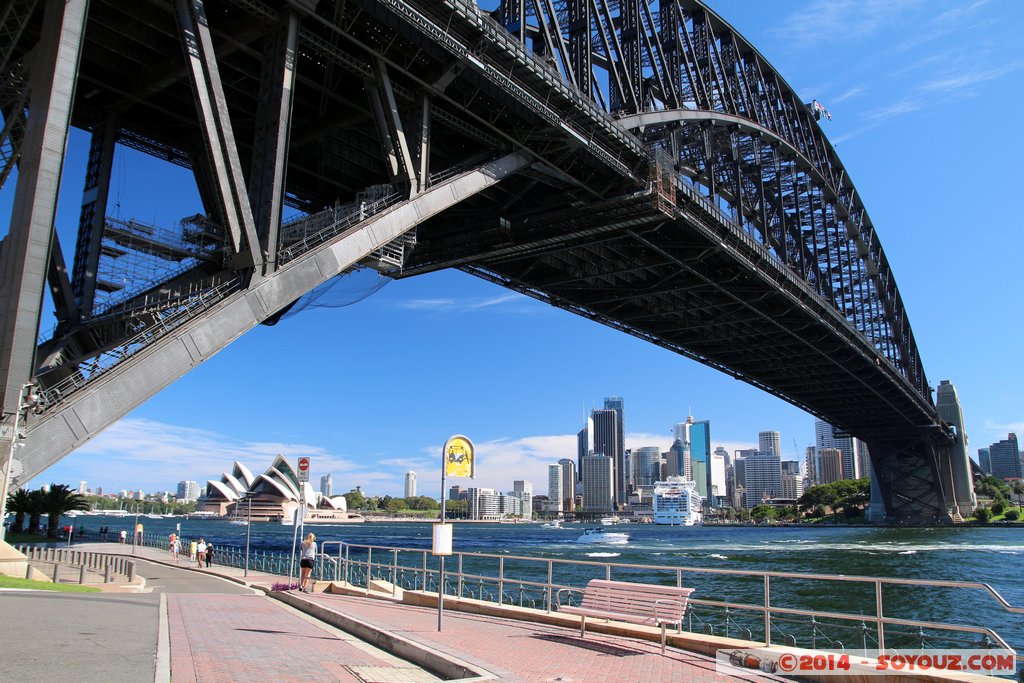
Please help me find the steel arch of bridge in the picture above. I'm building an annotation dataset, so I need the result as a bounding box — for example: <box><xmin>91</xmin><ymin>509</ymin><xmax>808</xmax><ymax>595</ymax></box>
<box><xmin>0</xmin><ymin>0</ymin><xmax>972</xmax><ymax>523</ymax></box>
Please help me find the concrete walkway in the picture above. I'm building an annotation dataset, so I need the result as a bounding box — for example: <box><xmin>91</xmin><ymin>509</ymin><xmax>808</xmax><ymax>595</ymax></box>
<box><xmin>73</xmin><ymin>542</ymin><xmax>782</xmax><ymax>682</ymax></box>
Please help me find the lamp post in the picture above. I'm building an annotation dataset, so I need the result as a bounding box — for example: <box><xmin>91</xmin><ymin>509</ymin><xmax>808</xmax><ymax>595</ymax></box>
<box><xmin>243</xmin><ymin>495</ymin><xmax>253</xmax><ymax>577</ymax></box>
<box><xmin>132</xmin><ymin>503</ymin><xmax>140</xmax><ymax>556</ymax></box>
<box><xmin>1</xmin><ymin>383</ymin><xmax>35</xmax><ymax>542</ymax></box>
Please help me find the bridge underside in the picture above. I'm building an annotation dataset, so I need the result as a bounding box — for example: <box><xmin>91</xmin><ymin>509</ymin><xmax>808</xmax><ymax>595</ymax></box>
<box><xmin>0</xmin><ymin>0</ymin><xmax>964</xmax><ymax>523</ymax></box>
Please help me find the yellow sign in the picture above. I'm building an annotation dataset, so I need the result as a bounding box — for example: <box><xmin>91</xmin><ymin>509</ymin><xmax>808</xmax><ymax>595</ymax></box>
<box><xmin>443</xmin><ymin>435</ymin><xmax>475</xmax><ymax>478</ymax></box>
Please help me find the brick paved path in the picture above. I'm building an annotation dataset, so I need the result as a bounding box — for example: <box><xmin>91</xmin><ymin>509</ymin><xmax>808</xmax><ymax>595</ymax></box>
<box><xmin>304</xmin><ymin>593</ymin><xmax>786</xmax><ymax>683</ymax></box>
<box><xmin>168</xmin><ymin>594</ymin><xmax>441</xmax><ymax>683</ymax></box>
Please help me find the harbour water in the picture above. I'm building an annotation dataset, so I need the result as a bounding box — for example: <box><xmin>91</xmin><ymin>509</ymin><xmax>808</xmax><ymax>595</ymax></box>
<box><xmin>69</xmin><ymin>515</ymin><xmax>1024</xmax><ymax>652</ymax></box>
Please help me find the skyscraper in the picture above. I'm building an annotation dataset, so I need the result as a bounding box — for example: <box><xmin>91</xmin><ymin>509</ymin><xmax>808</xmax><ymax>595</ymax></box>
<box><xmin>547</xmin><ymin>464</ymin><xmax>564</xmax><ymax>512</ymax></box>
<box><xmin>743</xmin><ymin>453</ymin><xmax>782</xmax><ymax>508</ymax></box>
<box><xmin>815</xmin><ymin>420</ymin><xmax>866</xmax><ymax>480</ymax></box>
<box><xmin>577</xmin><ymin>415</ymin><xmax>593</xmax><ymax>482</ymax></box>
<box><xmin>780</xmin><ymin>460</ymin><xmax>803</xmax><ymax>500</ymax></box>
<box><xmin>582</xmin><ymin>454</ymin><xmax>615</xmax><ymax>512</ymax></box>
<box><xmin>758</xmin><ymin>431</ymin><xmax>781</xmax><ymax>457</ymax></box>
<box><xmin>592</xmin><ymin>408</ymin><xmax>623</xmax><ymax>507</ymax></box>
<box><xmin>988</xmin><ymin>434</ymin><xmax>1022</xmax><ymax>480</ymax></box>
<box><xmin>666</xmin><ymin>439</ymin><xmax>686</xmax><ymax>478</ymax></box>
<box><xmin>177</xmin><ymin>480</ymin><xmax>200</xmax><ymax>502</ymax></box>
<box><xmin>604</xmin><ymin>396</ymin><xmax>627</xmax><ymax>507</ymax></box>
<box><xmin>817</xmin><ymin>448</ymin><xmax>844</xmax><ymax>484</ymax></box>
<box><xmin>320</xmin><ymin>473</ymin><xmax>333</xmax><ymax>498</ymax></box>
<box><xmin>404</xmin><ymin>471</ymin><xmax>416</xmax><ymax>498</ymax></box>
<box><xmin>634</xmin><ymin>447</ymin><xmax>661</xmax><ymax>487</ymax></box>
<box><xmin>558</xmin><ymin>459</ymin><xmax>576</xmax><ymax>511</ymax></box>
<box><xmin>512</xmin><ymin>480</ymin><xmax>533</xmax><ymax>520</ymax></box>
<box><xmin>676</xmin><ymin>416</ymin><xmax>712</xmax><ymax>503</ymax></box>
<box><xmin>978</xmin><ymin>448</ymin><xmax>991</xmax><ymax>474</ymax></box>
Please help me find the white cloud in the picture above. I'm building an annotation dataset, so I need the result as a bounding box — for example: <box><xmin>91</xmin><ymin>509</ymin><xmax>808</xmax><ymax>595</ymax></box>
<box><xmin>394</xmin><ymin>293</ymin><xmax>534</xmax><ymax>314</ymax></box>
<box><xmin>771</xmin><ymin>0</ymin><xmax>922</xmax><ymax>49</ymax></box>
<box><xmin>830</xmin><ymin>86</ymin><xmax>864</xmax><ymax>104</ymax></box>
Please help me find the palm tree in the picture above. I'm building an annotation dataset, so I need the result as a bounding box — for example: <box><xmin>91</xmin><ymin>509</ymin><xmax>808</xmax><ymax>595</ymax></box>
<box><xmin>5</xmin><ymin>488</ymin><xmax>32</xmax><ymax>534</ymax></box>
<box><xmin>42</xmin><ymin>484</ymin><xmax>89</xmax><ymax>538</ymax></box>
<box><xmin>27</xmin><ymin>489</ymin><xmax>47</xmax><ymax>535</ymax></box>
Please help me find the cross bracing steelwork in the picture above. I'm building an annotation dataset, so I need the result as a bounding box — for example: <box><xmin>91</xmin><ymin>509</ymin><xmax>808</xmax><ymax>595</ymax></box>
<box><xmin>0</xmin><ymin>0</ymin><xmax>971</xmax><ymax>523</ymax></box>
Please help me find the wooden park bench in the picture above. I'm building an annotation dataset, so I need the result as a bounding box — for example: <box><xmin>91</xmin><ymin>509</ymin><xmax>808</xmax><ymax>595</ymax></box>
<box><xmin>557</xmin><ymin>579</ymin><xmax>694</xmax><ymax>653</ymax></box>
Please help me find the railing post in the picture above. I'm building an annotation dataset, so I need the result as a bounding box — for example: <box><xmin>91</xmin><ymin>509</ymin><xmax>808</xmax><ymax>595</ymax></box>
<box><xmin>764</xmin><ymin>575</ymin><xmax>771</xmax><ymax>646</ymax></box>
<box><xmin>421</xmin><ymin>550</ymin><xmax>427</xmax><ymax>591</ymax></box>
<box><xmin>498</xmin><ymin>557</ymin><xmax>504</xmax><ymax>605</ymax></box>
<box><xmin>457</xmin><ymin>554</ymin><xmax>464</xmax><ymax>598</ymax></box>
<box><xmin>367</xmin><ymin>548</ymin><xmax>373</xmax><ymax>587</ymax></box>
<box><xmin>392</xmin><ymin>549</ymin><xmax>398</xmax><ymax>596</ymax></box>
<box><xmin>345</xmin><ymin>545</ymin><xmax>350</xmax><ymax>585</ymax></box>
<box><xmin>875</xmin><ymin>580</ymin><xmax>885</xmax><ymax>651</ymax></box>
<box><xmin>547</xmin><ymin>560</ymin><xmax>554</xmax><ymax>613</ymax></box>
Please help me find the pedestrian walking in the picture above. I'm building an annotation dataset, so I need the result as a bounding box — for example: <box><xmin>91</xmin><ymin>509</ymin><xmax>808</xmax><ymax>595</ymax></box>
<box><xmin>299</xmin><ymin>532</ymin><xmax>317</xmax><ymax>593</ymax></box>
<box><xmin>205</xmin><ymin>542</ymin><xmax>214</xmax><ymax>568</ymax></box>
<box><xmin>189</xmin><ymin>539</ymin><xmax>197</xmax><ymax>563</ymax></box>
<box><xmin>168</xmin><ymin>532</ymin><xmax>177</xmax><ymax>558</ymax></box>
<box><xmin>119</xmin><ymin>529</ymin><xmax>127</xmax><ymax>543</ymax></box>
<box><xmin>172</xmin><ymin>537</ymin><xmax>181</xmax><ymax>563</ymax></box>
<box><xmin>196</xmin><ymin>538</ymin><xmax>207</xmax><ymax>568</ymax></box>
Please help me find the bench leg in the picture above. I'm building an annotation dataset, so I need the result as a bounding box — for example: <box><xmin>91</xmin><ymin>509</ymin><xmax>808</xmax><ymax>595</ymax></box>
<box><xmin>579</xmin><ymin>615</ymin><xmax>586</xmax><ymax>638</ymax></box>
<box><xmin>661</xmin><ymin>623</ymin><xmax>667</xmax><ymax>654</ymax></box>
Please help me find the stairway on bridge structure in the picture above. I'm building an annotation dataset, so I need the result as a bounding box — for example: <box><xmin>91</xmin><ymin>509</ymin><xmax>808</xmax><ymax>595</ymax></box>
<box><xmin>15</xmin><ymin>152</ymin><xmax>532</xmax><ymax>484</ymax></box>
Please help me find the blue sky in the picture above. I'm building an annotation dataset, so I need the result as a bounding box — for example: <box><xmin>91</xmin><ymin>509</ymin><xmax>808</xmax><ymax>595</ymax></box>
<box><xmin>4</xmin><ymin>0</ymin><xmax>1022</xmax><ymax>497</ymax></box>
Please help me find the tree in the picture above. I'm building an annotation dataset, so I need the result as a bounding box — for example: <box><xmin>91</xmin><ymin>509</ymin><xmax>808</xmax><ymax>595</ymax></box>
<box><xmin>41</xmin><ymin>484</ymin><xmax>89</xmax><ymax>538</ymax></box>
<box><xmin>343</xmin><ymin>488</ymin><xmax>366</xmax><ymax>510</ymax></box>
<box><xmin>385</xmin><ymin>498</ymin><xmax>403</xmax><ymax>513</ymax></box>
<box><xmin>751</xmin><ymin>504</ymin><xmax>778</xmax><ymax>522</ymax></box>
<box><xmin>974</xmin><ymin>507</ymin><xmax>992</xmax><ymax>523</ymax></box>
<box><xmin>26</xmin><ymin>489</ymin><xmax>48</xmax><ymax>535</ymax></box>
<box><xmin>1012</xmin><ymin>481</ymin><xmax>1024</xmax><ymax>509</ymax></box>
<box><xmin>1004</xmin><ymin>508</ymin><xmax>1020</xmax><ymax>521</ymax></box>
<box><xmin>798</xmin><ymin>484</ymin><xmax>839</xmax><ymax>518</ymax></box>
<box><xmin>6</xmin><ymin>488</ymin><xmax>32</xmax><ymax>534</ymax></box>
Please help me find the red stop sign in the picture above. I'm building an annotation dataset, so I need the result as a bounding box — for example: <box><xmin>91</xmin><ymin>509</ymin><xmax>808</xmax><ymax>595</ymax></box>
<box><xmin>298</xmin><ymin>457</ymin><xmax>309</xmax><ymax>472</ymax></box>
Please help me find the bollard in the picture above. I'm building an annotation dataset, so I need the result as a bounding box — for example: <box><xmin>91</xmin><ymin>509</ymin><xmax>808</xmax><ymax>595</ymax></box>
<box><xmin>104</xmin><ymin>562</ymin><xmax>112</xmax><ymax>583</ymax></box>
<box><xmin>127</xmin><ymin>562</ymin><xmax>135</xmax><ymax>582</ymax></box>
<box><xmin>79</xmin><ymin>564</ymin><xmax>87</xmax><ymax>584</ymax></box>
<box><xmin>25</xmin><ymin>564</ymin><xmax>33</xmax><ymax>579</ymax></box>
<box><xmin>52</xmin><ymin>563</ymin><xmax>60</xmax><ymax>583</ymax></box>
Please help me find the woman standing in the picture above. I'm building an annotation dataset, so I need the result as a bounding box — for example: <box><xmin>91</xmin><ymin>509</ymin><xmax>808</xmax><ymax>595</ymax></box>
<box><xmin>299</xmin><ymin>532</ymin><xmax>317</xmax><ymax>593</ymax></box>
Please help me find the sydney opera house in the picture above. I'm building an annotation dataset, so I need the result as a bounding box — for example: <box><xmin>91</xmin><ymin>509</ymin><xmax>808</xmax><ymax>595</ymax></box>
<box><xmin>197</xmin><ymin>455</ymin><xmax>361</xmax><ymax>523</ymax></box>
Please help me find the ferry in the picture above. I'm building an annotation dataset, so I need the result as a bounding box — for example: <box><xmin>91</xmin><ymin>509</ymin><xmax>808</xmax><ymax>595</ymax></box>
<box><xmin>576</xmin><ymin>528</ymin><xmax>629</xmax><ymax>544</ymax></box>
<box><xmin>652</xmin><ymin>476</ymin><xmax>703</xmax><ymax>526</ymax></box>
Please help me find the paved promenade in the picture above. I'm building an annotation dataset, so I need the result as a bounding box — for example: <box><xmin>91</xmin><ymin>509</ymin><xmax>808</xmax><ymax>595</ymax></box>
<box><xmin>44</xmin><ymin>542</ymin><xmax>784</xmax><ymax>682</ymax></box>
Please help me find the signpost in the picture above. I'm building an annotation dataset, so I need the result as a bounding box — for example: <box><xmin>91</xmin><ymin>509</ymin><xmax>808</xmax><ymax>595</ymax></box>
<box><xmin>437</xmin><ymin>435</ymin><xmax>474</xmax><ymax>631</ymax></box>
<box><xmin>297</xmin><ymin>456</ymin><xmax>310</xmax><ymax>483</ymax></box>
<box><xmin>289</xmin><ymin>457</ymin><xmax>310</xmax><ymax>586</ymax></box>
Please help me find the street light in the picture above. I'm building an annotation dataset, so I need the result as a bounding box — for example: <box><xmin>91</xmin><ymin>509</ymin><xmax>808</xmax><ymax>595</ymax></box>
<box><xmin>1</xmin><ymin>383</ymin><xmax>36</xmax><ymax>542</ymax></box>
<box><xmin>132</xmin><ymin>503</ymin><xmax>140</xmax><ymax>556</ymax></box>
<box><xmin>243</xmin><ymin>494</ymin><xmax>253</xmax><ymax>577</ymax></box>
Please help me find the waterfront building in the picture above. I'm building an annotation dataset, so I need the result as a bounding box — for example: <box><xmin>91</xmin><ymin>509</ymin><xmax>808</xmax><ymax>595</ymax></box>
<box><xmin>557</xmin><ymin>459</ymin><xmax>576</xmax><ymax>511</ymax></box>
<box><xmin>978</xmin><ymin>448</ymin><xmax>991</xmax><ymax>474</ymax></box>
<box><xmin>804</xmin><ymin>446</ymin><xmax>817</xmax><ymax>487</ymax></box>
<box><xmin>743</xmin><ymin>452</ymin><xmax>782</xmax><ymax>508</ymax></box>
<box><xmin>988</xmin><ymin>434</ymin><xmax>1022</xmax><ymax>480</ymax></box>
<box><xmin>469</xmin><ymin>487</ymin><xmax>524</xmax><ymax>520</ymax></box>
<box><xmin>177</xmin><ymin>480</ymin><xmax>201</xmax><ymax>502</ymax></box>
<box><xmin>547</xmin><ymin>464</ymin><xmax>563</xmax><ymax>512</ymax></box>
<box><xmin>513</xmin><ymin>480</ymin><xmax>533</xmax><ymax>520</ymax></box>
<box><xmin>758</xmin><ymin>431</ymin><xmax>781</xmax><ymax>457</ymax></box>
<box><xmin>652</xmin><ymin>477</ymin><xmax>702</xmax><ymax>525</ymax></box>
<box><xmin>404</xmin><ymin>471</ymin><xmax>416</xmax><ymax>498</ymax></box>
<box><xmin>581</xmin><ymin>454</ymin><xmax>615</xmax><ymax>512</ymax></box>
<box><xmin>714</xmin><ymin>446</ymin><xmax>731</xmax><ymax>469</ymax></box>
<box><xmin>817</xmin><ymin>448</ymin><xmax>844</xmax><ymax>485</ymax></box>
<box><xmin>134</xmin><ymin>490</ymin><xmax>145</xmax><ymax>500</ymax></box>
<box><xmin>449</xmin><ymin>485</ymin><xmax>467</xmax><ymax>500</ymax></box>
<box><xmin>320</xmin><ymin>473</ymin><xmax>333</xmax><ymax>498</ymax></box>
<box><xmin>78</xmin><ymin>481</ymin><xmax>87</xmax><ymax>494</ymax></box>
<box><xmin>634</xmin><ymin>446</ymin><xmax>661</xmax><ymax>488</ymax></box>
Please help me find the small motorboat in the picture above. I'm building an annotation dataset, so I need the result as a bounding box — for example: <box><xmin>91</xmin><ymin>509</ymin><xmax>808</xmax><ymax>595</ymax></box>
<box><xmin>541</xmin><ymin>520</ymin><xmax>563</xmax><ymax>529</ymax></box>
<box><xmin>576</xmin><ymin>528</ymin><xmax>629</xmax><ymax>544</ymax></box>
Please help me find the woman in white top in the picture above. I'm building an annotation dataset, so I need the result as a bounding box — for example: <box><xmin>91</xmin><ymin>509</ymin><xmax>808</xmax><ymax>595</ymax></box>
<box><xmin>299</xmin><ymin>532</ymin><xmax>317</xmax><ymax>593</ymax></box>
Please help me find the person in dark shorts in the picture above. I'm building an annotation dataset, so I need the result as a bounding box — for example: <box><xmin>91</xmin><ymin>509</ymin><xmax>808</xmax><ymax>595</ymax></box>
<box><xmin>299</xmin><ymin>532</ymin><xmax>317</xmax><ymax>593</ymax></box>
<box><xmin>205</xmin><ymin>542</ymin><xmax>215</xmax><ymax>568</ymax></box>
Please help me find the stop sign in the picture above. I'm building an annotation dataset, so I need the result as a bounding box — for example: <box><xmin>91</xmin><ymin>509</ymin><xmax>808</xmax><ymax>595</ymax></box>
<box><xmin>297</xmin><ymin>456</ymin><xmax>310</xmax><ymax>483</ymax></box>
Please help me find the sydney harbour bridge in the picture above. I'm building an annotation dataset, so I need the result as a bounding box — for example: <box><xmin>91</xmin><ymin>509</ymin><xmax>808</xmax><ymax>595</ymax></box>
<box><xmin>0</xmin><ymin>0</ymin><xmax>975</xmax><ymax>523</ymax></box>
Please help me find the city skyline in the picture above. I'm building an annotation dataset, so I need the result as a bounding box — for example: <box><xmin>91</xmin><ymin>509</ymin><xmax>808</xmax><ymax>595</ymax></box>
<box><xmin>5</xmin><ymin>0</ymin><xmax>1022</xmax><ymax>499</ymax></box>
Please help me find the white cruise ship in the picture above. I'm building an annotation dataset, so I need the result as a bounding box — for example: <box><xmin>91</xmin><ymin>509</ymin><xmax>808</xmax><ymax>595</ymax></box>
<box><xmin>652</xmin><ymin>477</ymin><xmax>703</xmax><ymax>526</ymax></box>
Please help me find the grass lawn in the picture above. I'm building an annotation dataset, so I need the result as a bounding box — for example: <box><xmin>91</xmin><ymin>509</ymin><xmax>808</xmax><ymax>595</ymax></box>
<box><xmin>0</xmin><ymin>575</ymin><xmax>100</xmax><ymax>592</ymax></box>
<box><xmin>3</xmin><ymin>532</ymin><xmax>63</xmax><ymax>545</ymax></box>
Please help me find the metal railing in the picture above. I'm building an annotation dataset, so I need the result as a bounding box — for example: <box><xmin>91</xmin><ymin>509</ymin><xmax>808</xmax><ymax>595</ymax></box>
<box><xmin>315</xmin><ymin>541</ymin><xmax>1023</xmax><ymax>662</ymax></box>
